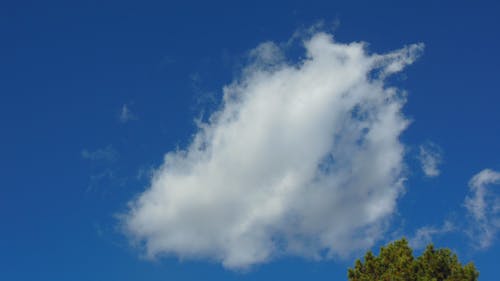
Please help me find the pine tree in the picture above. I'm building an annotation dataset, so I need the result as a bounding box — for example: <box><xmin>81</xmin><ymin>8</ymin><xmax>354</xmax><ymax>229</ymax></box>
<box><xmin>347</xmin><ymin>238</ymin><xmax>479</xmax><ymax>281</ymax></box>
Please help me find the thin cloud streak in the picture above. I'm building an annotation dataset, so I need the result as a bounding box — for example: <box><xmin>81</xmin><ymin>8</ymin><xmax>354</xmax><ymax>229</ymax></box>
<box><xmin>465</xmin><ymin>169</ymin><xmax>500</xmax><ymax>249</ymax></box>
<box><xmin>418</xmin><ymin>142</ymin><xmax>442</xmax><ymax>178</ymax></box>
<box><xmin>409</xmin><ymin>221</ymin><xmax>454</xmax><ymax>249</ymax></box>
<box><xmin>81</xmin><ymin>145</ymin><xmax>118</xmax><ymax>162</ymax></box>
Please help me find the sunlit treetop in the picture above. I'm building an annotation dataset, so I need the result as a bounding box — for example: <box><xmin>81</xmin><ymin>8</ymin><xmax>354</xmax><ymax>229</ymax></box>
<box><xmin>348</xmin><ymin>238</ymin><xmax>479</xmax><ymax>281</ymax></box>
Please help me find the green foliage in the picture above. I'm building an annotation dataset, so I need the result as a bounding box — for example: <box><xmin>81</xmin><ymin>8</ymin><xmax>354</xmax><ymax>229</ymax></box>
<box><xmin>347</xmin><ymin>238</ymin><xmax>479</xmax><ymax>281</ymax></box>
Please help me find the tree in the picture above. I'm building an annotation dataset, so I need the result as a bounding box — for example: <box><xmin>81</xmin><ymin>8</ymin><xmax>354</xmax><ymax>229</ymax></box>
<box><xmin>347</xmin><ymin>238</ymin><xmax>479</xmax><ymax>281</ymax></box>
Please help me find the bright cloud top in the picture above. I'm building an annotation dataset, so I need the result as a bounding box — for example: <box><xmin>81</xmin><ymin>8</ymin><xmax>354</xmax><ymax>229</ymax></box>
<box><xmin>123</xmin><ymin>32</ymin><xmax>423</xmax><ymax>269</ymax></box>
<box><xmin>465</xmin><ymin>169</ymin><xmax>500</xmax><ymax>249</ymax></box>
<box><xmin>418</xmin><ymin>142</ymin><xmax>442</xmax><ymax>177</ymax></box>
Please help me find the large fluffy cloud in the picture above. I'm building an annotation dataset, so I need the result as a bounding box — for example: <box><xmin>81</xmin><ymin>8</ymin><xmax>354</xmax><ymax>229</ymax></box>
<box><xmin>465</xmin><ymin>169</ymin><xmax>500</xmax><ymax>249</ymax></box>
<box><xmin>123</xmin><ymin>32</ymin><xmax>423</xmax><ymax>268</ymax></box>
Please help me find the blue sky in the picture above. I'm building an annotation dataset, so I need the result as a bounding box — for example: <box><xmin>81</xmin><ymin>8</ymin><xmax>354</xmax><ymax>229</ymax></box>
<box><xmin>1</xmin><ymin>0</ymin><xmax>500</xmax><ymax>280</ymax></box>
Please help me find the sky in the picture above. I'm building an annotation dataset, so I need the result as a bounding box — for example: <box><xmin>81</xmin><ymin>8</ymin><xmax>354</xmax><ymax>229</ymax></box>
<box><xmin>1</xmin><ymin>0</ymin><xmax>499</xmax><ymax>280</ymax></box>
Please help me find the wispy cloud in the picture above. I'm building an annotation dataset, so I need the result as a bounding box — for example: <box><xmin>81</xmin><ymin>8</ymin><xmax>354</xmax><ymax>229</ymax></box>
<box><xmin>136</xmin><ymin>165</ymin><xmax>155</xmax><ymax>181</ymax></box>
<box><xmin>119</xmin><ymin>104</ymin><xmax>138</xmax><ymax>123</ymax></box>
<box><xmin>464</xmin><ymin>169</ymin><xmax>500</xmax><ymax>249</ymax></box>
<box><xmin>81</xmin><ymin>145</ymin><xmax>118</xmax><ymax>162</ymax></box>
<box><xmin>81</xmin><ymin>145</ymin><xmax>121</xmax><ymax>192</ymax></box>
<box><xmin>418</xmin><ymin>142</ymin><xmax>443</xmax><ymax>177</ymax></box>
<box><xmin>409</xmin><ymin>221</ymin><xmax>455</xmax><ymax>249</ymax></box>
<box><xmin>122</xmin><ymin>32</ymin><xmax>423</xmax><ymax>269</ymax></box>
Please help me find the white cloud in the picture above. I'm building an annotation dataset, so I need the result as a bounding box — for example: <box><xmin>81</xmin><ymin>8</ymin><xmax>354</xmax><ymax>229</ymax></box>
<box><xmin>409</xmin><ymin>221</ymin><xmax>454</xmax><ymax>249</ymax></box>
<box><xmin>418</xmin><ymin>142</ymin><xmax>442</xmax><ymax>177</ymax></box>
<box><xmin>465</xmin><ymin>169</ymin><xmax>500</xmax><ymax>249</ymax></box>
<box><xmin>122</xmin><ymin>32</ymin><xmax>423</xmax><ymax>269</ymax></box>
<box><xmin>119</xmin><ymin>104</ymin><xmax>137</xmax><ymax>123</ymax></box>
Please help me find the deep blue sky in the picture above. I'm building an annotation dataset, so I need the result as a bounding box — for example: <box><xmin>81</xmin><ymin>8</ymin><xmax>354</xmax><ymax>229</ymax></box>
<box><xmin>1</xmin><ymin>1</ymin><xmax>499</xmax><ymax>280</ymax></box>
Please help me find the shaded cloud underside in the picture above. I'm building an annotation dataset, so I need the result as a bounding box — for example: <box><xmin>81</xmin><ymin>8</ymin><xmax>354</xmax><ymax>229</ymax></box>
<box><xmin>123</xmin><ymin>32</ymin><xmax>424</xmax><ymax>268</ymax></box>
